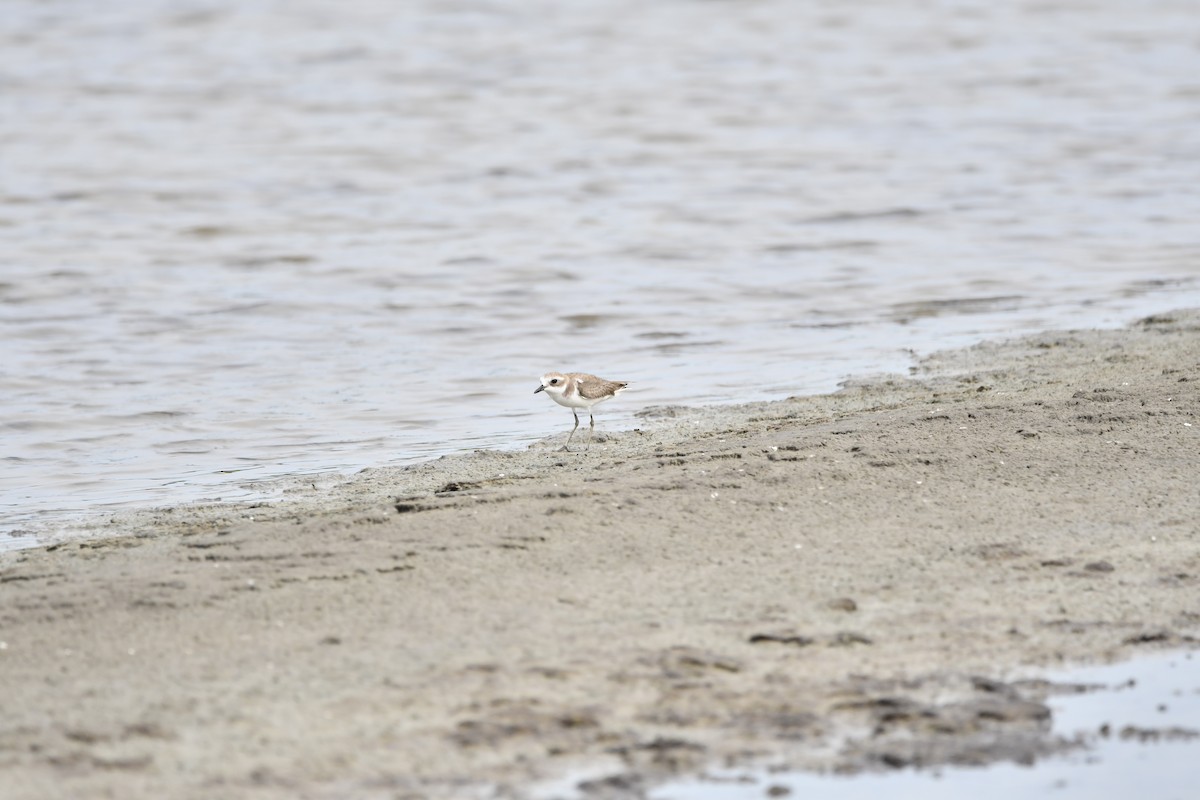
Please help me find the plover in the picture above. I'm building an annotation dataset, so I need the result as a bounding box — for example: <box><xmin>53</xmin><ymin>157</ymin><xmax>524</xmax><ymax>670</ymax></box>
<box><xmin>534</xmin><ymin>372</ymin><xmax>628</xmax><ymax>450</ymax></box>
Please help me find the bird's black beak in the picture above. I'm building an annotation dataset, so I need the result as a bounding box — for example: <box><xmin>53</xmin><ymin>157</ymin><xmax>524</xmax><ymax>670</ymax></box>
<box><xmin>534</xmin><ymin>384</ymin><xmax>545</xmax><ymax>394</ymax></box>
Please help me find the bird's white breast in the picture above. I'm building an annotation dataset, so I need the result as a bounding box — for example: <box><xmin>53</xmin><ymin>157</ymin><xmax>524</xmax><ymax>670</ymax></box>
<box><xmin>549</xmin><ymin>389</ymin><xmax>589</xmax><ymax>409</ymax></box>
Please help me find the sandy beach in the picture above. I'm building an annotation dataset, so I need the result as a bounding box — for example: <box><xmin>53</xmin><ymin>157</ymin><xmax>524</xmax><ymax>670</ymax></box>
<box><xmin>2</xmin><ymin>312</ymin><xmax>1198</xmax><ymax>799</ymax></box>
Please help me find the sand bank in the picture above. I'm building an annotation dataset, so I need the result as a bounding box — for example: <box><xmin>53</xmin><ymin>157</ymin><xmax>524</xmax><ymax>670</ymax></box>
<box><xmin>2</xmin><ymin>312</ymin><xmax>1198</xmax><ymax>799</ymax></box>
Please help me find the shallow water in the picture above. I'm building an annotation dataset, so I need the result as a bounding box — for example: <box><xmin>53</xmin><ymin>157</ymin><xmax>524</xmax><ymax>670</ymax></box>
<box><xmin>4</xmin><ymin>0</ymin><xmax>1200</xmax><ymax>537</ymax></box>
<box><xmin>649</xmin><ymin>651</ymin><xmax>1200</xmax><ymax>800</ymax></box>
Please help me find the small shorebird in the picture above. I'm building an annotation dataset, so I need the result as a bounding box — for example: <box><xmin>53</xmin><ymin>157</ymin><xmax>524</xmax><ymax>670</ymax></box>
<box><xmin>534</xmin><ymin>372</ymin><xmax>628</xmax><ymax>451</ymax></box>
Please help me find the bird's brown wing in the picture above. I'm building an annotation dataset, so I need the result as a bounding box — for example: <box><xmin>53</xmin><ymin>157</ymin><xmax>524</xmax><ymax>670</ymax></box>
<box><xmin>577</xmin><ymin>378</ymin><xmax>629</xmax><ymax>400</ymax></box>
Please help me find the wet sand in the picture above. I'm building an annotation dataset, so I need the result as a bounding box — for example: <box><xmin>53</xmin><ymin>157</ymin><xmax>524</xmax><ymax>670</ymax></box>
<box><xmin>2</xmin><ymin>312</ymin><xmax>1198</xmax><ymax>799</ymax></box>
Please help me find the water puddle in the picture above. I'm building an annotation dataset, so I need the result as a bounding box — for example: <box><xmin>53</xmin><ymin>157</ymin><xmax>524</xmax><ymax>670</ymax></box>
<box><xmin>643</xmin><ymin>651</ymin><xmax>1199</xmax><ymax>800</ymax></box>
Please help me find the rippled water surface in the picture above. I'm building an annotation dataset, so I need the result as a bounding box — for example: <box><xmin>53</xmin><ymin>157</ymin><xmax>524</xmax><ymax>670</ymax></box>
<box><xmin>4</xmin><ymin>0</ymin><xmax>1200</xmax><ymax>535</ymax></box>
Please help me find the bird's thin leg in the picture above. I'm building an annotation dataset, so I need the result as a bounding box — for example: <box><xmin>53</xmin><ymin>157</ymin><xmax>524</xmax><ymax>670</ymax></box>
<box><xmin>562</xmin><ymin>411</ymin><xmax>579</xmax><ymax>451</ymax></box>
<box><xmin>587</xmin><ymin>413</ymin><xmax>595</xmax><ymax>449</ymax></box>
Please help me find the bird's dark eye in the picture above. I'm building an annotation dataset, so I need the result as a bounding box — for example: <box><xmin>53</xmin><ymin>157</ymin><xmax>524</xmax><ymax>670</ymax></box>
<box><xmin>550</xmin><ymin>378</ymin><xmax>559</xmax><ymax>385</ymax></box>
